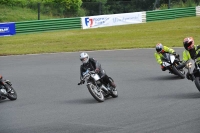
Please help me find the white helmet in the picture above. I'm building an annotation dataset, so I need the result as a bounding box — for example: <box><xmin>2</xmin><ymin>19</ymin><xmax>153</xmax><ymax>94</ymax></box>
<box><xmin>80</xmin><ymin>52</ymin><xmax>89</xmax><ymax>64</ymax></box>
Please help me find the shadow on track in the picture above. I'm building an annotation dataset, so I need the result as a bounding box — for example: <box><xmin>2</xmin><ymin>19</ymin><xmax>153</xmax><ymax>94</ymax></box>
<box><xmin>60</xmin><ymin>96</ymin><xmax>115</xmax><ymax>105</ymax></box>
<box><xmin>144</xmin><ymin>75</ymin><xmax>184</xmax><ymax>81</ymax></box>
<box><xmin>154</xmin><ymin>92</ymin><xmax>200</xmax><ymax>99</ymax></box>
<box><xmin>0</xmin><ymin>99</ymin><xmax>10</xmax><ymax>103</ymax></box>
<box><xmin>61</xmin><ymin>98</ymin><xmax>100</xmax><ymax>104</ymax></box>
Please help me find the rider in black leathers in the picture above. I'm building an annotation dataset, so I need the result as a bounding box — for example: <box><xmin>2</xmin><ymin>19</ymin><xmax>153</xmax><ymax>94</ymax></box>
<box><xmin>79</xmin><ymin>52</ymin><xmax>116</xmax><ymax>89</ymax></box>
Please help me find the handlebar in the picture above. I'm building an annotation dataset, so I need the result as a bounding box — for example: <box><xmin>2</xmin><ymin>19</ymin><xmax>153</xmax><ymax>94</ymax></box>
<box><xmin>78</xmin><ymin>70</ymin><xmax>97</xmax><ymax>85</ymax></box>
<box><xmin>78</xmin><ymin>80</ymin><xmax>85</xmax><ymax>85</ymax></box>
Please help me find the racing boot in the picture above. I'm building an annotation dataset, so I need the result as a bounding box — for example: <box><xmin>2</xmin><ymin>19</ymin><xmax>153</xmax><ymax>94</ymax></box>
<box><xmin>110</xmin><ymin>82</ymin><xmax>116</xmax><ymax>90</ymax></box>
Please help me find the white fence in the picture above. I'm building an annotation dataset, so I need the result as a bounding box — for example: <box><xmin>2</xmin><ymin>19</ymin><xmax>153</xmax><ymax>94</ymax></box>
<box><xmin>142</xmin><ymin>11</ymin><xmax>146</xmax><ymax>22</ymax></box>
<box><xmin>196</xmin><ymin>6</ymin><xmax>200</xmax><ymax>16</ymax></box>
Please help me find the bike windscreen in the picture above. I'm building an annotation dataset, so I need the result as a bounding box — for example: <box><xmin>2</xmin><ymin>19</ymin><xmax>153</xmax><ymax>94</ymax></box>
<box><xmin>82</xmin><ymin>69</ymin><xmax>89</xmax><ymax>76</ymax></box>
<box><xmin>187</xmin><ymin>59</ymin><xmax>195</xmax><ymax>72</ymax></box>
<box><xmin>162</xmin><ymin>53</ymin><xmax>170</xmax><ymax>62</ymax></box>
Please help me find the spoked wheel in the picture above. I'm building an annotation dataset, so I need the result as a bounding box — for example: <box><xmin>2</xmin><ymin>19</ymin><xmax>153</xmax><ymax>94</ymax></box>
<box><xmin>194</xmin><ymin>77</ymin><xmax>200</xmax><ymax>92</ymax></box>
<box><xmin>87</xmin><ymin>84</ymin><xmax>104</xmax><ymax>102</ymax></box>
<box><xmin>6</xmin><ymin>84</ymin><xmax>17</xmax><ymax>101</ymax></box>
<box><xmin>108</xmin><ymin>77</ymin><xmax>118</xmax><ymax>98</ymax></box>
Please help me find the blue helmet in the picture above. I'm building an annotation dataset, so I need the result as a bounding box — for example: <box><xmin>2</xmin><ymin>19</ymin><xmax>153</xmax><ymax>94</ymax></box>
<box><xmin>156</xmin><ymin>43</ymin><xmax>163</xmax><ymax>53</ymax></box>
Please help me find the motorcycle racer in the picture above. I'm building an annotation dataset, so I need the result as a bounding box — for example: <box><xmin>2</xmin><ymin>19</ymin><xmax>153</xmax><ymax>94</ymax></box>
<box><xmin>154</xmin><ymin>43</ymin><xmax>179</xmax><ymax>71</ymax></box>
<box><xmin>182</xmin><ymin>37</ymin><xmax>200</xmax><ymax>80</ymax></box>
<box><xmin>78</xmin><ymin>52</ymin><xmax>116</xmax><ymax>89</ymax></box>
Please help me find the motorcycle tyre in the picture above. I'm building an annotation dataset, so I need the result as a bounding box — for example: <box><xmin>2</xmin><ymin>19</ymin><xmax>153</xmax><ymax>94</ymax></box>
<box><xmin>87</xmin><ymin>84</ymin><xmax>104</xmax><ymax>102</ymax></box>
<box><xmin>172</xmin><ymin>66</ymin><xmax>185</xmax><ymax>79</ymax></box>
<box><xmin>6</xmin><ymin>84</ymin><xmax>17</xmax><ymax>101</ymax></box>
<box><xmin>194</xmin><ymin>77</ymin><xmax>200</xmax><ymax>92</ymax></box>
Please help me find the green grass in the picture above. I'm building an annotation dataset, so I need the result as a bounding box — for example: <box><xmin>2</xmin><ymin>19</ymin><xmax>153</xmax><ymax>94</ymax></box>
<box><xmin>0</xmin><ymin>16</ymin><xmax>200</xmax><ymax>56</ymax></box>
<box><xmin>0</xmin><ymin>5</ymin><xmax>57</xmax><ymax>22</ymax></box>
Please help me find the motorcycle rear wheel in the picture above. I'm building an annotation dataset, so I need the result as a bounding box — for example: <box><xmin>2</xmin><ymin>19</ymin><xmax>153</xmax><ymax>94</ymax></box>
<box><xmin>87</xmin><ymin>84</ymin><xmax>104</xmax><ymax>102</ymax></box>
<box><xmin>194</xmin><ymin>77</ymin><xmax>200</xmax><ymax>92</ymax></box>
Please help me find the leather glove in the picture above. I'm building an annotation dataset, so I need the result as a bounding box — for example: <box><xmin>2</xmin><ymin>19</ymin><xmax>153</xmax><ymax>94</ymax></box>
<box><xmin>78</xmin><ymin>80</ymin><xmax>85</xmax><ymax>85</ymax></box>
<box><xmin>173</xmin><ymin>52</ymin><xmax>179</xmax><ymax>59</ymax></box>
<box><xmin>172</xmin><ymin>52</ymin><xmax>176</xmax><ymax>55</ymax></box>
<box><xmin>95</xmin><ymin>68</ymin><xmax>100</xmax><ymax>73</ymax></box>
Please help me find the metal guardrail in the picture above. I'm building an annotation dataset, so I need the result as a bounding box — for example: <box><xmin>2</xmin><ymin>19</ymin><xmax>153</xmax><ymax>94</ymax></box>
<box><xmin>146</xmin><ymin>7</ymin><xmax>196</xmax><ymax>22</ymax></box>
<box><xmin>16</xmin><ymin>17</ymin><xmax>81</xmax><ymax>34</ymax></box>
<box><xmin>14</xmin><ymin>6</ymin><xmax>198</xmax><ymax>34</ymax></box>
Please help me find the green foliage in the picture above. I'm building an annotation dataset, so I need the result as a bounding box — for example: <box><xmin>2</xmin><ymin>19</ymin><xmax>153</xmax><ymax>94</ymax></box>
<box><xmin>185</xmin><ymin>0</ymin><xmax>197</xmax><ymax>6</ymax></box>
<box><xmin>159</xmin><ymin>0</ymin><xmax>197</xmax><ymax>9</ymax></box>
<box><xmin>160</xmin><ymin>4</ymin><xmax>168</xmax><ymax>9</ymax></box>
<box><xmin>0</xmin><ymin>0</ymin><xmax>83</xmax><ymax>18</ymax></box>
<box><xmin>54</xmin><ymin>0</ymin><xmax>82</xmax><ymax>11</ymax></box>
<box><xmin>0</xmin><ymin>4</ymin><xmax>58</xmax><ymax>22</ymax></box>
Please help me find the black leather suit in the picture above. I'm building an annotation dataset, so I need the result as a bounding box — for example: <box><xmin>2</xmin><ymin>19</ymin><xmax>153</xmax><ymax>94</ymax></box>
<box><xmin>80</xmin><ymin>58</ymin><xmax>111</xmax><ymax>85</ymax></box>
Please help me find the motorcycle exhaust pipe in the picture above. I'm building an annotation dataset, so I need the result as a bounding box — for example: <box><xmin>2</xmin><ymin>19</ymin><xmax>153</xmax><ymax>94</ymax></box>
<box><xmin>100</xmin><ymin>85</ymin><xmax>108</xmax><ymax>92</ymax></box>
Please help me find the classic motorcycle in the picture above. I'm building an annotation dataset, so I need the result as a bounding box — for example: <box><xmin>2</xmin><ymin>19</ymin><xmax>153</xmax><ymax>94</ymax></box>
<box><xmin>78</xmin><ymin>69</ymin><xmax>118</xmax><ymax>102</ymax></box>
<box><xmin>185</xmin><ymin>58</ymin><xmax>200</xmax><ymax>92</ymax></box>
<box><xmin>0</xmin><ymin>75</ymin><xmax>17</xmax><ymax>101</ymax></box>
<box><xmin>162</xmin><ymin>53</ymin><xmax>185</xmax><ymax>79</ymax></box>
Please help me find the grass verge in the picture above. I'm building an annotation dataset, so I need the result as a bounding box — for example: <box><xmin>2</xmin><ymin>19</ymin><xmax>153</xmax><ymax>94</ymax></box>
<box><xmin>0</xmin><ymin>5</ymin><xmax>57</xmax><ymax>22</ymax></box>
<box><xmin>0</xmin><ymin>16</ymin><xmax>200</xmax><ymax>56</ymax></box>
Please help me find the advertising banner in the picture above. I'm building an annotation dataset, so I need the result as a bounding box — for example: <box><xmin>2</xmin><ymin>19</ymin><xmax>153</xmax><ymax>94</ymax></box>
<box><xmin>0</xmin><ymin>22</ymin><xmax>16</xmax><ymax>36</ymax></box>
<box><xmin>81</xmin><ymin>12</ymin><xmax>143</xmax><ymax>29</ymax></box>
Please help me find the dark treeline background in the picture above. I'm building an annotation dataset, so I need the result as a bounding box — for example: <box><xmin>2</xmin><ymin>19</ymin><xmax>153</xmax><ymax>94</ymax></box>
<box><xmin>0</xmin><ymin>0</ymin><xmax>199</xmax><ymax>17</ymax></box>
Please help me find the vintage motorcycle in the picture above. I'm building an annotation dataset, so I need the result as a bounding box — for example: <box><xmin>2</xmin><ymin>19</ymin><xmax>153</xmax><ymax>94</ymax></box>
<box><xmin>78</xmin><ymin>69</ymin><xmax>118</xmax><ymax>102</ymax></box>
<box><xmin>185</xmin><ymin>58</ymin><xmax>200</xmax><ymax>92</ymax></box>
<box><xmin>162</xmin><ymin>53</ymin><xmax>185</xmax><ymax>79</ymax></box>
<box><xmin>0</xmin><ymin>75</ymin><xmax>17</xmax><ymax>101</ymax></box>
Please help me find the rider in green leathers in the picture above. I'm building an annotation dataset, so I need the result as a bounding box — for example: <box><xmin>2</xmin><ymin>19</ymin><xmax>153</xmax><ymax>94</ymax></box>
<box><xmin>182</xmin><ymin>37</ymin><xmax>200</xmax><ymax>80</ymax></box>
<box><xmin>154</xmin><ymin>43</ymin><xmax>179</xmax><ymax>71</ymax></box>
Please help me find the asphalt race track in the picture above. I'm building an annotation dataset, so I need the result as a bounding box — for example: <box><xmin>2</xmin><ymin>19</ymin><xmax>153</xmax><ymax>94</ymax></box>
<box><xmin>1</xmin><ymin>48</ymin><xmax>200</xmax><ymax>133</ymax></box>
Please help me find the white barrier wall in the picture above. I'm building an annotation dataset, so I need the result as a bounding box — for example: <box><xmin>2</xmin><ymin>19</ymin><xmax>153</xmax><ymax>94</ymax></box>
<box><xmin>81</xmin><ymin>12</ymin><xmax>144</xmax><ymax>29</ymax></box>
<box><xmin>196</xmin><ymin>6</ymin><xmax>200</xmax><ymax>16</ymax></box>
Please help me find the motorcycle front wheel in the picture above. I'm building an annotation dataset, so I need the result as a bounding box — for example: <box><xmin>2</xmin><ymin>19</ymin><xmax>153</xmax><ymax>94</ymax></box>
<box><xmin>172</xmin><ymin>66</ymin><xmax>185</xmax><ymax>79</ymax></box>
<box><xmin>194</xmin><ymin>77</ymin><xmax>200</xmax><ymax>92</ymax></box>
<box><xmin>6</xmin><ymin>84</ymin><xmax>17</xmax><ymax>100</ymax></box>
<box><xmin>87</xmin><ymin>84</ymin><xmax>104</xmax><ymax>102</ymax></box>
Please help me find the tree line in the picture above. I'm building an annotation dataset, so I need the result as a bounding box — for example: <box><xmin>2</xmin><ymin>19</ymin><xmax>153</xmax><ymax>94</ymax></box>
<box><xmin>0</xmin><ymin>0</ymin><xmax>199</xmax><ymax>17</ymax></box>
